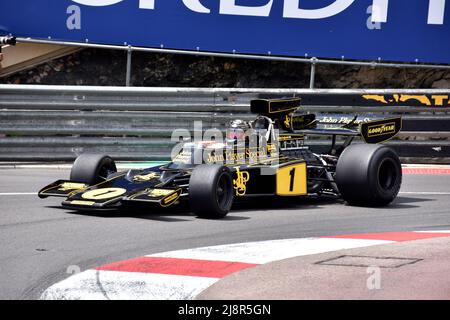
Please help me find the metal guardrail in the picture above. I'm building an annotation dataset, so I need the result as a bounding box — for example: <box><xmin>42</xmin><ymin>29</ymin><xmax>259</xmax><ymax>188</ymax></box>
<box><xmin>0</xmin><ymin>85</ymin><xmax>449</xmax><ymax>163</ymax></box>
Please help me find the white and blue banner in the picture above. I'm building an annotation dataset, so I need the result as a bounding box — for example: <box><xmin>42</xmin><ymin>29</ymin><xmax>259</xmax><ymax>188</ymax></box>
<box><xmin>0</xmin><ymin>1</ymin><xmax>449</xmax><ymax>64</ymax></box>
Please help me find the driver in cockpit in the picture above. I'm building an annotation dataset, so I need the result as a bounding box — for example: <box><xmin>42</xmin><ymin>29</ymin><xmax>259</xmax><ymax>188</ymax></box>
<box><xmin>227</xmin><ymin>116</ymin><xmax>274</xmax><ymax>147</ymax></box>
<box><xmin>227</xmin><ymin>119</ymin><xmax>251</xmax><ymax>145</ymax></box>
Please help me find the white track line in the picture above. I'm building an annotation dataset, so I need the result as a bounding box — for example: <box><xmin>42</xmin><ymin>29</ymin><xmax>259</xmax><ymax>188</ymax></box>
<box><xmin>0</xmin><ymin>192</ymin><xmax>37</xmax><ymax>196</ymax></box>
<box><xmin>403</xmin><ymin>164</ymin><xmax>450</xmax><ymax>169</ymax></box>
<box><xmin>399</xmin><ymin>192</ymin><xmax>450</xmax><ymax>195</ymax></box>
<box><xmin>415</xmin><ymin>230</ymin><xmax>450</xmax><ymax>233</ymax></box>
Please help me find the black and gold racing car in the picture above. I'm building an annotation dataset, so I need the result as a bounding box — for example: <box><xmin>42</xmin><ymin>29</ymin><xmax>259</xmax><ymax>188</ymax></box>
<box><xmin>39</xmin><ymin>98</ymin><xmax>403</xmax><ymax>218</ymax></box>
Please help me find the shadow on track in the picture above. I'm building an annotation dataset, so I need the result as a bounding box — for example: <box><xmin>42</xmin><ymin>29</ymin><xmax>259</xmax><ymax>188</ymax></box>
<box><xmin>388</xmin><ymin>196</ymin><xmax>434</xmax><ymax>209</ymax></box>
<box><xmin>231</xmin><ymin>196</ymin><xmax>340</xmax><ymax>213</ymax></box>
<box><xmin>45</xmin><ymin>196</ymin><xmax>340</xmax><ymax>222</ymax></box>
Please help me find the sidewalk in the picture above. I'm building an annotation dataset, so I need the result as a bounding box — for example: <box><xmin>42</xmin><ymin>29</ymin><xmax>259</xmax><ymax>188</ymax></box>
<box><xmin>197</xmin><ymin>236</ymin><xmax>450</xmax><ymax>300</ymax></box>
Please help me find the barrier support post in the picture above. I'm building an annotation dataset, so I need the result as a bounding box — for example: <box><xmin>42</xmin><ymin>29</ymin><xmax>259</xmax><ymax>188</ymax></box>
<box><xmin>126</xmin><ymin>46</ymin><xmax>132</xmax><ymax>87</ymax></box>
<box><xmin>309</xmin><ymin>57</ymin><xmax>317</xmax><ymax>89</ymax></box>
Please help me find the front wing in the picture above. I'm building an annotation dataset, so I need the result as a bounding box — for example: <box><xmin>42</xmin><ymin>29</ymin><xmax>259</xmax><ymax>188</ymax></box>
<box><xmin>38</xmin><ymin>179</ymin><xmax>183</xmax><ymax>209</ymax></box>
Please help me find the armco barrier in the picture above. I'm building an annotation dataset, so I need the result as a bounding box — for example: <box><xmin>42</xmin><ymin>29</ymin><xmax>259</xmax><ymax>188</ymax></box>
<box><xmin>0</xmin><ymin>85</ymin><xmax>449</xmax><ymax>163</ymax></box>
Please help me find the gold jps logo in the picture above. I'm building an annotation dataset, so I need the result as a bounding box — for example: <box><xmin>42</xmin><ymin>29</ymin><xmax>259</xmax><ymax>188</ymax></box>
<box><xmin>284</xmin><ymin>114</ymin><xmax>292</xmax><ymax>128</ymax></box>
<box><xmin>233</xmin><ymin>167</ymin><xmax>250</xmax><ymax>196</ymax></box>
<box><xmin>58</xmin><ymin>182</ymin><xmax>87</xmax><ymax>192</ymax></box>
<box><xmin>133</xmin><ymin>172</ymin><xmax>160</xmax><ymax>182</ymax></box>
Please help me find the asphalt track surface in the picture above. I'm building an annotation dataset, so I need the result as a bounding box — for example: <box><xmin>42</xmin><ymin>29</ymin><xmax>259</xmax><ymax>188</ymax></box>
<box><xmin>0</xmin><ymin>167</ymin><xmax>449</xmax><ymax>299</ymax></box>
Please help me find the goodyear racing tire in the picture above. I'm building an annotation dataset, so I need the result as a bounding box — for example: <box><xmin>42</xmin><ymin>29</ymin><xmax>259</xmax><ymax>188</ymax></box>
<box><xmin>70</xmin><ymin>153</ymin><xmax>117</xmax><ymax>185</ymax></box>
<box><xmin>335</xmin><ymin>144</ymin><xmax>402</xmax><ymax>207</ymax></box>
<box><xmin>189</xmin><ymin>165</ymin><xmax>234</xmax><ymax>219</ymax></box>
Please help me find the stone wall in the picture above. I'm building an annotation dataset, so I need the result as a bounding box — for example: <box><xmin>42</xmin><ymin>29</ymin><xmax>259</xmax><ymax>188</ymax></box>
<box><xmin>2</xmin><ymin>48</ymin><xmax>450</xmax><ymax>89</ymax></box>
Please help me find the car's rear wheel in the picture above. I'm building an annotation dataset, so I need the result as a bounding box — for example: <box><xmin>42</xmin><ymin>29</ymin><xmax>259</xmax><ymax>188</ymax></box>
<box><xmin>70</xmin><ymin>153</ymin><xmax>117</xmax><ymax>185</ymax></box>
<box><xmin>189</xmin><ymin>165</ymin><xmax>234</xmax><ymax>219</ymax></box>
<box><xmin>335</xmin><ymin>144</ymin><xmax>402</xmax><ymax>207</ymax></box>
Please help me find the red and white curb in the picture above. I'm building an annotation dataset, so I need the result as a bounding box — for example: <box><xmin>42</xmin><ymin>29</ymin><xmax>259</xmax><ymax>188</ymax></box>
<box><xmin>40</xmin><ymin>230</ymin><xmax>450</xmax><ymax>300</ymax></box>
<box><xmin>402</xmin><ymin>164</ymin><xmax>450</xmax><ymax>175</ymax></box>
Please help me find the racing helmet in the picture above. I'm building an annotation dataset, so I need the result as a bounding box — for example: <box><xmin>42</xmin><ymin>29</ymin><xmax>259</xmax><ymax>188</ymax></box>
<box><xmin>227</xmin><ymin>119</ymin><xmax>250</xmax><ymax>140</ymax></box>
<box><xmin>251</xmin><ymin>116</ymin><xmax>272</xmax><ymax>143</ymax></box>
<box><xmin>253</xmin><ymin>116</ymin><xmax>270</xmax><ymax>130</ymax></box>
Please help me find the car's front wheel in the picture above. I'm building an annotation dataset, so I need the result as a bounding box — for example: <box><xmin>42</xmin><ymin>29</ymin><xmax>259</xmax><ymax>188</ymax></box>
<box><xmin>189</xmin><ymin>165</ymin><xmax>234</xmax><ymax>219</ymax></box>
<box><xmin>70</xmin><ymin>153</ymin><xmax>117</xmax><ymax>185</ymax></box>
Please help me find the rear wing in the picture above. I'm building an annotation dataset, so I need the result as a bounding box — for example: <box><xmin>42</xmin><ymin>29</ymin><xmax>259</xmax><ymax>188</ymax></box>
<box><xmin>250</xmin><ymin>98</ymin><xmax>402</xmax><ymax>143</ymax></box>
<box><xmin>296</xmin><ymin>115</ymin><xmax>402</xmax><ymax>144</ymax></box>
<box><xmin>360</xmin><ymin>117</ymin><xmax>402</xmax><ymax>144</ymax></box>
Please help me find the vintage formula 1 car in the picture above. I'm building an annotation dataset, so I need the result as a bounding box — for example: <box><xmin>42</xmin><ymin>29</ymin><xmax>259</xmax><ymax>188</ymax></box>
<box><xmin>39</xmin><ymin>98</ymin><xmax>403</xmax><ymax>218</ymax></box>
